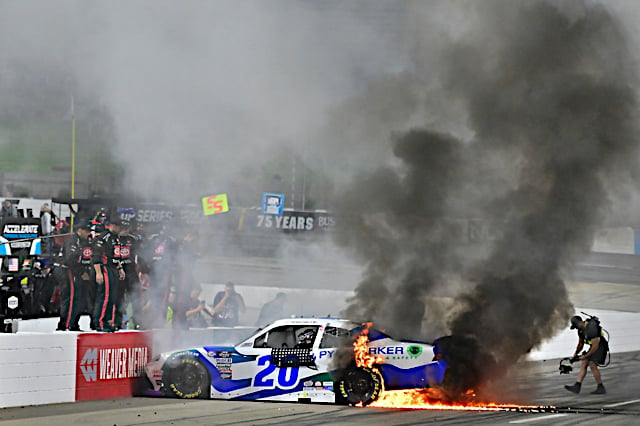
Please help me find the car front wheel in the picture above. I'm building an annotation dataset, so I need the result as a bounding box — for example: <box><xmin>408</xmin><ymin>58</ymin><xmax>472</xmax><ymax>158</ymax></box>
<box><xmin>162</xmin><ymin>357</ymin><xmax>210</xmax><ymax>399</ymax></box>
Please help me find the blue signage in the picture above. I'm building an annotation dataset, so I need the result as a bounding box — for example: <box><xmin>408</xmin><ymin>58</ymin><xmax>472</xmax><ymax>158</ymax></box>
<box><xmin>262</xmin><ymin>193</ymin><xmax>284</xmax><ymax>216</ymax></box>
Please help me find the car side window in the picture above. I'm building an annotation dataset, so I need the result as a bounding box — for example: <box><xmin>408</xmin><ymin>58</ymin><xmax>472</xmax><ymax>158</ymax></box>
<box><xmin>254</xmin><ymin>326</ymin><xmax>296</xmax><ymax>348</ymax></box>
<box><xmin>319</xmin><ymin>327</ymin><xmax>352</xmax><ymax>348</ymax></box>
<box><xmin>253</xmin><ymin>325</ymin><xmax>320</xmax><ymax>349</ymax></box>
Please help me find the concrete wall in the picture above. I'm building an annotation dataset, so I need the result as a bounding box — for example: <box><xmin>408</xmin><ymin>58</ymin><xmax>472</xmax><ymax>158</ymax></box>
<box><xmin>0</xmin><ymin>333</ymin><xmax>77</xmax><ymax>407</ymax></box>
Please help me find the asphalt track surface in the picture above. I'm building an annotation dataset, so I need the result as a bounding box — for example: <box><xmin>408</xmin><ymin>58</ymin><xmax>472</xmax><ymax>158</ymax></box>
<box><xmin>1</xmin><ymin>350</ymin><xmax>638</xmax><ymax>425</ymax></box>
<box><xmin>193</xmin><ymin>251</ymin><xmax>640</xmax><ymax>292</ymax></box>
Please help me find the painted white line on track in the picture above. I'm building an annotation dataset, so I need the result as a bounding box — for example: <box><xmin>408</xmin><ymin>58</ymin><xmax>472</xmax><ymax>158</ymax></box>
<box><xmin>578</xmin><ymin>263</ymin><xmax>633</xmax><ymax>270</ymax></box>
<box><xmin>603</xmin><ymin>399</ymin><xmax>640</xmax><ymax>408</ymax></box>
<box><xmin>509</xmin><ymin>414</ymin><xmax>568</xmax><ymax>424</ymax></box>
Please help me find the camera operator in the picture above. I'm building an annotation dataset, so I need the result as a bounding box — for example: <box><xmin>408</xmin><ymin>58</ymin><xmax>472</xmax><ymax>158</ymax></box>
<box><xmin>564</xmin><ymin>315</ymin><xmax>608</xmax><ymax>395</ymax></box>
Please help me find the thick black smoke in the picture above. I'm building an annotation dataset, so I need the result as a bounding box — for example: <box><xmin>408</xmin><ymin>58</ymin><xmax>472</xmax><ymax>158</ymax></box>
<box><xmin>335</xmin><ymin>0</ymin><xmax>639</xmax><ymax>396</ymax></box>
<box><xmin>336</xmin><ymin>130</ymin><xmax>463</xmax><ymax>338</ymax></box>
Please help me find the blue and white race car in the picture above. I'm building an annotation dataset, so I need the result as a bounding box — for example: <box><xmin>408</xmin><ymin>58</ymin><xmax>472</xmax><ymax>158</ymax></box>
<box><xmin>144</xmin><ymin>318</ymin><xmax>448</xmax><ymax>405</ymax></box>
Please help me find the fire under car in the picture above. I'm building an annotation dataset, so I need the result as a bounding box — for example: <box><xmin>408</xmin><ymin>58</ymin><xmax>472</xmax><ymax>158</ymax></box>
<box><xmin>144</xmin><ymin>317</ymin><xmax>448</xmax><ymax>405</ymax></box>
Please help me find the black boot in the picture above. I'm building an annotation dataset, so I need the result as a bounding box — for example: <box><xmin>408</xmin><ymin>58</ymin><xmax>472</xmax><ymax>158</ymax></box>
<box><xmin>564</xmin><ymin>382</ymin><xmax>581</xmax><ymax>394</ymax></box>
<box><xmin>591</xmin><ymin>383</ymin><xmax>606</xmax><ymax>394</ymax></box>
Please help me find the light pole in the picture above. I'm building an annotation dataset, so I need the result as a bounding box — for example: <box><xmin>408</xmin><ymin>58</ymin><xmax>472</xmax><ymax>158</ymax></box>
<box><xmin>70</xmin><ymin>96</ymin><xmax>76</xmax><ymax>231</ymax></box>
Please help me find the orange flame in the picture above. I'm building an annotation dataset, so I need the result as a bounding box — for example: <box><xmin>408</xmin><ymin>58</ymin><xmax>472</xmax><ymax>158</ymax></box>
<box><xmin>369</xmin><ymin>389</ymin><xmax>541</xmax><ymax>411</ymax></box>
<box><xmin>354</xmin><ymin>323</ymin><xmax>543</xmax><ymax>412</ymax></box>
<box><xmin>353</xmin><ymin>323</ymin><xmax>384</xmax><ymax>369</ymax></box>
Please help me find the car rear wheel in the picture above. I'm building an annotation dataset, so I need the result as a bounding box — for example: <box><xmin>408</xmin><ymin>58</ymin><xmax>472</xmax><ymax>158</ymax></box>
<box><xmin>162</xmin><ymin>357</ymin><xmax>210</xmax><ymax>399</ymax></box>
<box><xmin>336</xmin><ymin>366</ymin><xmax>383</xmax><ymax>406</ymax></box>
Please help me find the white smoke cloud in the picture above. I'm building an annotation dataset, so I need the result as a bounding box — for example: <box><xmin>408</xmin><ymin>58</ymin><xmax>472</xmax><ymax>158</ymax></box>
<box><xmin>0</xmin><ymin>0</ymin><xmax>418</xmax><ymax>202</ymax></box>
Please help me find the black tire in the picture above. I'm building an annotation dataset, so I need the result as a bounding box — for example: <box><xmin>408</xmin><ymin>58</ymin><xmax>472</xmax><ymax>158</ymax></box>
<box><xmin>162</xmin><ymin>357</ymin><xmax>210</xmax><ymax>399</ymax></box>
<box><xmin>336</xmin><ymin>367</ymin><xmax>383</xmax><ymax>406</ymax></box>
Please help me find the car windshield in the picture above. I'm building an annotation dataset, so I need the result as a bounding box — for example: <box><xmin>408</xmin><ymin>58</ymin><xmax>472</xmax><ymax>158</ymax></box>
<box><xmin>236</xmin><ymin>326</ymin><xmax>265</xmax><ymax>345</ymax></box>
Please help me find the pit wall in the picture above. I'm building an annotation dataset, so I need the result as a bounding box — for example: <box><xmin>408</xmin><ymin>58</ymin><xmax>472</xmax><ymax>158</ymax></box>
<box><xmin>0</xmin><ymin>327</ymin><xmax>251</xmax><ymax>409</ymax></box>
<box><xmin>0</xmin><ymin>333</ymin><xmax>77</xmax><ymax>408</ymax></box>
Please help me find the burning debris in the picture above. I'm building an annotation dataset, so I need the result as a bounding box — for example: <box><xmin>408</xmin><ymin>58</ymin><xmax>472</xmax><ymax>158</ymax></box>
<box><xmin>335</xmin><ymin>0</ymin><xmax>640</xmax><ymax>402</ymax></box>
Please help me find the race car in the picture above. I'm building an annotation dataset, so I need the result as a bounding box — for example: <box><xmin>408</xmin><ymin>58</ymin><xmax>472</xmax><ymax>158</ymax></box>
<box><xmin>144</xmin><ymin>317</ymin><xmax>448</xmax><ymax>405</ymax></box>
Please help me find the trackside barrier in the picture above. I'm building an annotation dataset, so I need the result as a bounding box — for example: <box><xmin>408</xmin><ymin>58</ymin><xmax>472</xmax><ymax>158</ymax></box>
<box><xmin>0</xmin><ymin>333</ymin><xmax>77</xmax><ymax>408</ymax></box>
<box><xmin>74</xmin><ymin>328</ymin><xmax>254</xmax><ymax>401</ymax></box>
<box><xmin>0</xmin><ymin>326</ymin><xmax>257</xmax><ymax>409</ymax></box>
<box><xmin>75</xmin><ymin>331</ymin><xmax>153</xmax><ymax>401</ymax></box>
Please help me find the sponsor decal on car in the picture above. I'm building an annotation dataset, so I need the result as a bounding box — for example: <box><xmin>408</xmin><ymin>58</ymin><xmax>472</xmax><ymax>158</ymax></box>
<box><xmin>407</xmin><ymin>345</ymin><xmax>423</xmax><ymax>358</ymax></box>
<box><xmin>318</xmin><ymin>350</ymin><xmax>335</xmax><ymax>359</ymax></box>
<box><xmin>215</xmin><ymin>357</ymin><xmax>233</xmax><ymax>380</ymax></box>
<box><xmin>369</xmin><ymin>346</ymin><xmax>404</xmax><ymax>355</ymax></box>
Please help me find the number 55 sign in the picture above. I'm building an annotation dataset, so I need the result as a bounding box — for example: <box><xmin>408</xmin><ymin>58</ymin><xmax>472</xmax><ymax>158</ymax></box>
<box><xmin>202</xmin><ymin>193</ymin><xmax>229</xmax><ymax>216</ymax></box>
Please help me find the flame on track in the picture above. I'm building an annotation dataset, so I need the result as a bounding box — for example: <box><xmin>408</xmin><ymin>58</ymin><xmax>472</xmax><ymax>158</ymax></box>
<box><xmin>369</xmin><ymin>389</ymin><xmax>546</xmax><ymax>412</ymax></box>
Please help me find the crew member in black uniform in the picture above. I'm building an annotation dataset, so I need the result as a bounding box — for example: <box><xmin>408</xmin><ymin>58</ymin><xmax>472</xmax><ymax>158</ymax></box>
<box><xmin>92</xmin><ymin>218</ymin><xmax>125</xmax><ymax>332</ymax></box>
<box><xmin>76</xmin><ymin>223</ymin><xmax>95</xmax><ymax>326</ymax></box>
<box><xmin>85</xmin><ymin>221</ymin><xmax>103</xmax><ymax>329</ymax></box>
<box><xmin>114</xmin><ymin>218</ymin><xmax>139</xmax><ymax>329</ymax></box>
<box><xmin>30</xmin><ymin>258</ymin><xmax>58</xmax><ymax>315</ymax></box>
<box><xmin>564</xmin><ymin>315</ymin><xmax>609</xmax><ymax>395</ymax></box>
<box><xmin>55</xmin><ymin>220</ymin><xmax>92</xmax><ymax>331</ymax></box>
<box><xmin>143</xmin><ymin>221</ymin><xmax>177</xmax><ymax>324</ymax></box>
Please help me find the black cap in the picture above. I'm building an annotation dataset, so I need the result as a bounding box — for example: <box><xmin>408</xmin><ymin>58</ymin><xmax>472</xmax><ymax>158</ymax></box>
<box><xmin>570</xmin><ymin>315</ymin><xmax>582</xmax><ymax>329</ymax></box>
<box><xmin>76</xmin><ymin>220</ymin><xmax>92</xmax><ymax>231</ymax></box>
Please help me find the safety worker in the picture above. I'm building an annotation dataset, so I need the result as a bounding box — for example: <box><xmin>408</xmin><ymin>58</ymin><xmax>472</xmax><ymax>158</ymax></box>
<box><xmin>564</xmin><ymin>315</ymin><xmax>609</xmax><ymax>395</ymax></box>
<box><xmin>55</xmin><ymin>220</ymin><xmax>92</xmax><ymax>331</ymax></box>
<box><xmin>92</xmin><ymin>218</ymin><xmax>125</xmax><ymax>332</ymax></box>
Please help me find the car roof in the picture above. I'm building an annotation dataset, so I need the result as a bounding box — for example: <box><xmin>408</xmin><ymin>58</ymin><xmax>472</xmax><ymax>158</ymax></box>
<box><xmin>267</xmin><ymin>317</ymin><xmax>359</xmax><ymax>330</ymax></box>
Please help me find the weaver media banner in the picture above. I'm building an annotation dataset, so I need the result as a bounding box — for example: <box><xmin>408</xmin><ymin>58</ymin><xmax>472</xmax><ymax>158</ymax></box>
<box><xmin>76</xmin><ymin>331</ymin><xmax>152</xmax><ymax>400</ymax></box>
